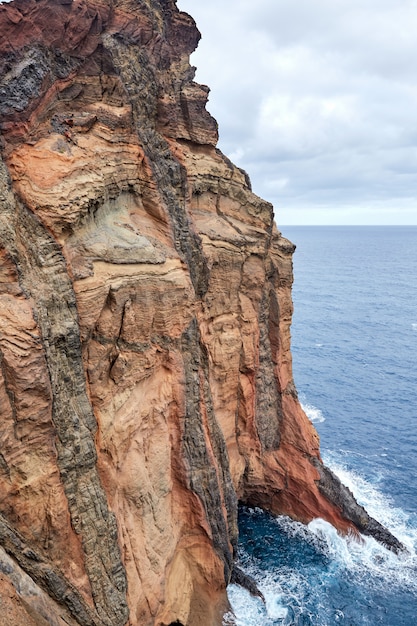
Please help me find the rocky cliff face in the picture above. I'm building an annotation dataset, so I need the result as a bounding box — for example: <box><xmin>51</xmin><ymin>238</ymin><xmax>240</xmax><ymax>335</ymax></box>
<box><xmin>0</xmin><ymin>1</ymin><xmax>403</xmax><ymax>625</ymax></box>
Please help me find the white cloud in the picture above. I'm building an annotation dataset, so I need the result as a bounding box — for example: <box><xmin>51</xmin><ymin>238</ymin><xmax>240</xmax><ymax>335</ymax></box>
<box><xmin>177</xmin><ymin>0</ymin><xmax>417</xmax><ymax>224</ymax></box>
<box><xmin>3</xmin><ymin>0</ymin><xmax>415</xmax><ymax>224</ymax></box>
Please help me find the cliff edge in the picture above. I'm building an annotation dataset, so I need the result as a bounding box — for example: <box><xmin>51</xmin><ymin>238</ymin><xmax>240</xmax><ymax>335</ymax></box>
<box><xmin>0</xmin><ymin>1</ymin><xmax>402</xmax><ymax>625</ymax></box>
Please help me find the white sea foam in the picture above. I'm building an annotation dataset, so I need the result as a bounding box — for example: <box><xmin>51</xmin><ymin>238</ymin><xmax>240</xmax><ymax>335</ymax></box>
<box><xmin>412</xmin><ymin>323</ymin><xmax>417</xmax><ymax>331</ymax></box>
<box><xmin>301</xmin><ymin>401</ymin><xmax>326</xmax><ymax>423</ymax></box>
<box><xmin>227</xmin><ymin>572</ymin><xmax>305</xmax><ymax>626</ymax></box>
<box><xmin>226</xmin><ymin>585</ymin><xmax>272</xmax><ymax>625</ymax></box>
<box><xmin>309</xmin><ymin>517</ymin><xmax>417</xmax><ymax>596</ymax></box>
<box><xmin>228</xmin><ymin>465</ymin><xmax>417</xmax><ymax>625</ymax></box>
<box><xmin>324</xmin><ymin>454</ymin><xmax>417</xmax><ymax>557</ymax></box>
<box><xmin>309</xmin><ymin>457</ymin><xmax>417</xmax><ymax>597</ymax></box>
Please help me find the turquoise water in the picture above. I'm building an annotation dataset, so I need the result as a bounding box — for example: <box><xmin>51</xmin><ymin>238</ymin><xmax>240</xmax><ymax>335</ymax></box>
<box><xmin>227</xmin><ymin>226</ymin><xmax>417</xmax><ymax>625</ymax></box>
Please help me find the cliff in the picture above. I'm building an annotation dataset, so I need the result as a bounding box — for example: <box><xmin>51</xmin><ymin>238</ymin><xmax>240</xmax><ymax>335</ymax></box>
<box><xmin>0</xmin><ymin>1</ymin><xmax>403</xmax><ymax>625</ymax></box>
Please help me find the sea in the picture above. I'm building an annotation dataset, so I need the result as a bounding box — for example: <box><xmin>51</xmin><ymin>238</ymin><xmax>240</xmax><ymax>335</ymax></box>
<box><xmin>227</xmin><ymin>226</ymin><xmax>417</xmax><ymax>625</ymax></box>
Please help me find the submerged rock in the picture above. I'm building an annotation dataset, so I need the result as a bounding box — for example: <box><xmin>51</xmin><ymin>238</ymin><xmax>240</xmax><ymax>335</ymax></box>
<box><xmin>0</xmin><ymin>0</ymin><xmax>403</xmax><ymax>624</ymax></box>
<box><xmin>230</xmin><ymin>566</ymin><xmax>265</xmax><ymax>603</ymax></box>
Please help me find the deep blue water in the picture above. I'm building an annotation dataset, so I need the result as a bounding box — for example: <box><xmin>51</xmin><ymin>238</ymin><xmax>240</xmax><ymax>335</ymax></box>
<box><xmin>227</xmin><ymin>226</ymin><xmax>417</xmax><ymax>625</ymax></box>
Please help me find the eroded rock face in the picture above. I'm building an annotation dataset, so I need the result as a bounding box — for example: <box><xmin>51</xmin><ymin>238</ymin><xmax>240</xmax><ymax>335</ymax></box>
<box><xmin>0</xmin><ymin>1</ymin><xmax>402</xmax><ymax>625</ymax></box>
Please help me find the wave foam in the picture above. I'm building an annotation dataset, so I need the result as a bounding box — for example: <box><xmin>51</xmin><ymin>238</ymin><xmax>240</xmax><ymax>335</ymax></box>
<box><xmin>308</xmin><ymin>516</ymin><xmax>417</xmax><ymax>594</ymax></box>
<box><xmin>301</xmin><ymin>401</ymin><xmax>326</xmax><ymax>423</ymax></box>
<box><xmin>229</xmin><ymin>463</ymin><xmax>417</xmax><ymax>625</ymax></box>
<box><xmin>323</xmin><ymin>453</ymin><xmax>417</xmax><ymax>556</ymax></box>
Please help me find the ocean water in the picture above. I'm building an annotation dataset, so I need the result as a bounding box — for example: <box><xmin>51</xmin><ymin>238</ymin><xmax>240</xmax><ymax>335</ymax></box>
<box><xmin>227</xmin><ymin>226</ymin><xmax>417</xmax><ymax>625</ymax></box>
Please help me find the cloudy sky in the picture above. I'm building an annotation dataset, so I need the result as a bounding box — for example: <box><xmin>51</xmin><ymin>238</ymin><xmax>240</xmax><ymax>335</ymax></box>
<box><xmin>177</xmin><ymin>0</ymin><xmax>417</xmax><ymax>225</ymax></box>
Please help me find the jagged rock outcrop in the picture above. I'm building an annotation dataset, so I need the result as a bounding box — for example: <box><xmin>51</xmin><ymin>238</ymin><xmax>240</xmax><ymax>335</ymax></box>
<box><xmin>0</xmin><ymin>1</ymin><xmax>403</xmax><ymax>624</ymax></box>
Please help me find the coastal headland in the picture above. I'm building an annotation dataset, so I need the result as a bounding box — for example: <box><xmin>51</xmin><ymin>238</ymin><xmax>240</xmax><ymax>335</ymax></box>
<box><xmin>0</xmin><ymin>1</ymin><xmax>403</xmax><ymax>624</ymax></box>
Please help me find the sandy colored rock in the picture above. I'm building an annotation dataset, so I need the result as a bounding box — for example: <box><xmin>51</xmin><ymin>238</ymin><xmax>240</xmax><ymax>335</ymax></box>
<box><xmin>0</xmin><ymin>1</ymin><xmax>403</xmax><ymax>625</ymax></box>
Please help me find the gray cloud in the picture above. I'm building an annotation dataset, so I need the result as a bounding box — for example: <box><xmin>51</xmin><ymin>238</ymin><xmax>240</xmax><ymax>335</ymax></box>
<box><xmin>177</xmin><ymin>0</ymin><xmax>417</xmax><ymax>224</ymax></box>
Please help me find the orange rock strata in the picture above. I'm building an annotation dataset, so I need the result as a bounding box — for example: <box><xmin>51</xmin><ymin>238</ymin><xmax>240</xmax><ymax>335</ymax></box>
<box><xmin>0</xmin><ymin>1</ymin><xmax>403</xmax><ymax>625</ymax></box>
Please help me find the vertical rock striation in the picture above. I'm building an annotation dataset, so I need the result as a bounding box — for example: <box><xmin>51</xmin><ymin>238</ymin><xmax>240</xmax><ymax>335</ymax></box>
<box><xmin>0</xmin><ymin>1</ymin><xmax>403</xmax><ymax>625</ymax></box>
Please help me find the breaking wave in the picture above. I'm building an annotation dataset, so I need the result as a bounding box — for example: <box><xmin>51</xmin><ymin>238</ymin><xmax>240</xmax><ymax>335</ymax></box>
<box><xmin>301</xmin><ymin>401</ymin><xmax>326</xmax><ymax>423</ymax></box>
<box><xmin>227</xmin><ymin>460</ymin><xmax>417</xmax><ymax>625</ymax></box>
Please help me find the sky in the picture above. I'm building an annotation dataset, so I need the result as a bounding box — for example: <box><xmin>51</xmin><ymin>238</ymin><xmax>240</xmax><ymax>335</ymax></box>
<box><xmin>1</xmin><ymin>1</ymin><xmax>416</xmax><ymax>224</ymax></box>
<box><xmin>177</xmin><ymin>0</ymin><xmax>417</xmax><ymax>225</ymax></box>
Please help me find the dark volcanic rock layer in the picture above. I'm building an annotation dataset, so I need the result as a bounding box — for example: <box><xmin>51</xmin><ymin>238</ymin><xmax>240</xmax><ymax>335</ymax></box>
<box><xmin>0</xmin><ymin>1</ymin><xmax>402</xmax><ymax>624</ymax></box>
